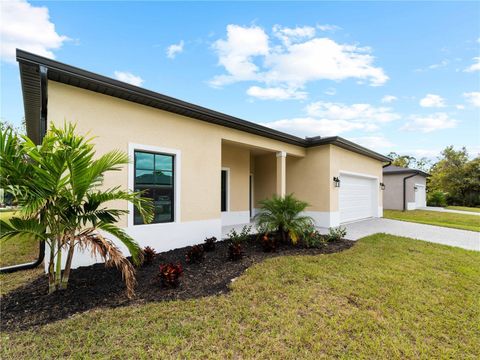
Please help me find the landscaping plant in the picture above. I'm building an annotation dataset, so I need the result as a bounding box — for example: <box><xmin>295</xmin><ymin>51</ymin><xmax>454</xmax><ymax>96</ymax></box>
<box><xmin>203</xmin><ymin>236</ymin><xmax>217</xmax><ymax>252</ymax></box>
<box><xmin>185</xmin><ymin>244</ymin><xmax>205</xmax><ymax>264</ymax></box>
<box><xmin>327</xmin><ymin>226</ymin><xmax>347</xmax><ymax>242</ymax></box>
<box><xmin>226</xmin><ymin>225</ymin><xmax>251</xmax><ymax>261</ymax></box>
<box><xmin>158</xmin><ymin>263</ymin><xmax>183</xmax><ymax>288</ymax></box>
<box><xmin>301</xmin><ymin>225</ymin><xmax>327</xmax><ymax>248</ymax></box>
<box><xmin>142</xmin><ymin>246</ymin><xmax>157</xmax><ymax>266</ymax></box>
<box><xmin>255</xmin><ymin>194</ymin><xmax>313</xmax><ymax>244</ymax></box>
<box><xmin>427</xmin><ymin>191</ymin><xmax>447</xmax><ymax>207</ymax></box>
<box><xmin>260</xmin><ymin>233</ymin><xmax>276</xmax><ymax>252</ymax></box>
<box><xmin>0</xmin><ymin>123</ymin><xmax>153</xmax><ymax>298</ymax></box>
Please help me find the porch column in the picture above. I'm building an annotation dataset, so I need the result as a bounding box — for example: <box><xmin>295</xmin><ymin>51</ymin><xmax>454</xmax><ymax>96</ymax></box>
<box><xmin>276</xmin><ymin>151</ymin><xmax>286</xmax><ymax>197</ymax></box>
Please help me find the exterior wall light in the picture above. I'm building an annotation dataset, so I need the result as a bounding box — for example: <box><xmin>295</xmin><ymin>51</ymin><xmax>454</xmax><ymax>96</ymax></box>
<box><xmin>333</xmin><ymin>177</ymin><xmax>341</xmax><ymax>188</ymax></box>
<box><xmin>380</xmin><ymin>182</ymin><xmax>385</xmax><ymax>190</ymax></box>
<box><xmin>414</xmin><ymin>186</ymin><xmax>418</xmax><ymax>192</ymax></box>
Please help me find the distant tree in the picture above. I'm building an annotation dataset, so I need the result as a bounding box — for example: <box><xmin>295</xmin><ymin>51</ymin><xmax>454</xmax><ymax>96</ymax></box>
<box><xmin>428</xmin><ymin>146</ymin><xmax>479</xmax><ymax>206</ymax></box>
<box><xmin>387</xmin><ymin>152</ymin><xmax>431</xmax><ymax>172</ymax></box>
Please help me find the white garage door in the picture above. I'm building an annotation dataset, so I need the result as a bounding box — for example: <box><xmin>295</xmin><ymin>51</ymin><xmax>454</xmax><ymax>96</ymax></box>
<box><xmin>339</xmin><ymin>174</ymin><xmax>376</xmax><ymax>223</ymax></box>
<box><xmin>415</xmin><ymin>184</ymin><xmax>426</xmax><ymax>208</ymax></box>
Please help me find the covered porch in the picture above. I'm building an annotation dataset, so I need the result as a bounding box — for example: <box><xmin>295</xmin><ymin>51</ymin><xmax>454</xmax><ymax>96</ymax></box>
<box><xmin>220</xmin><ymin>140</ymin><xmax>291</xmax><ymax>227</ymax></box>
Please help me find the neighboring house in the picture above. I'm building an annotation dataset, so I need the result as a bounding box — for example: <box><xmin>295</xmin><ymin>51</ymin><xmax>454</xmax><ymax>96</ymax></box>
<box><xmin>16</xmin><ymin>49</ymin><xmax>390</xmax><ymax>268</ymax></box>
<box><xmin>383</xmin><ymin>165</ymin><xmax>429</xmax><ymax>210</ymax></box>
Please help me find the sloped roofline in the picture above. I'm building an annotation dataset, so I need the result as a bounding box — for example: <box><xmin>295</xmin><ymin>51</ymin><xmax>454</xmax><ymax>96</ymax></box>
<box><xmin>16</xmin><ymin>49</ymin><xmax>392</xmax><ymax>163</ymax></box>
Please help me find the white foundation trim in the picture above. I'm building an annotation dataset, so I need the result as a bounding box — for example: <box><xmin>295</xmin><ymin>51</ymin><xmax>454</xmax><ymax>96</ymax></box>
<box><xmin>221</xmin><ymin>210</ymin><xmax>250</xmax><ymax>226</ymax></box>
<box><xmin>45</xmin><ymin>218</ymin><xmax>222</xmax><ymax>271</ymax></box>
<box><xmin>304</xmin><ymin>211</ymin><xmax>340</xmax><ymax>228</ymax></box>
<box><xmin>407</xmin><ymin>202</ymin><xmax>416</xmax><ymax>211</ymax></box>
<box><xmin>128</xmin><ymin>143</ymin><xmax>181</xmax><ymax>227</ymax></box>
<box><xmin>378</xmin><ymin>206</ymin><xmax>384</xmax><ymax>217</ymax></box>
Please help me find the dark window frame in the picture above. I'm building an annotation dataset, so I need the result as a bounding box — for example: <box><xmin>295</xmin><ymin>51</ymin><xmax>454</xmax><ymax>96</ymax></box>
<box><xmin>134</xmin><ymin>150</ymin><xmax>175</xmax><ymax>225</ymax></box>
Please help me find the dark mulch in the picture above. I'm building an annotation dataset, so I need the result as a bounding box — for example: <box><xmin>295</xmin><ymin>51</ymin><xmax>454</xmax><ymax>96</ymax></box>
<box><xmin>0</xmin><ymin>237</ymin><xmax>354</xmax><ymax>332</ymax></box>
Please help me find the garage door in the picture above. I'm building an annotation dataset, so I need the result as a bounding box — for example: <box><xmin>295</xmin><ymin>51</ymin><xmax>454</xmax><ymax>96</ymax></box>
<box><xmin>339</xmin><ymin>174</ymin><xmax>376</xmax><ymax>223</ymax></box>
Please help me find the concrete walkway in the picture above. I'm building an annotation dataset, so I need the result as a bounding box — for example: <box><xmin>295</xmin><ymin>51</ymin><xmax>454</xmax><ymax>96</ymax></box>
<box><xmin>319</xmin><ymin>218</ymin><xmax>480</xmax><ymax>251</ymax></box>
<box><xmin>419</xmin><ymin>206</ymin><xmax>480</xmax><ymax>216</ymax></box>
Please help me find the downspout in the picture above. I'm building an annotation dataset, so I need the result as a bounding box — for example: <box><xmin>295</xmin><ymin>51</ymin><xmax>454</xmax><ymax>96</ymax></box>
<box><xmin>0</xmin><ymin>65</ymin><xmax>48</xmax><ymax>274</ymax></box>
<box><xmin>383</xmin><ymin>161</ymin><xmax>392</xmax><ymax>168</ymax></box>
<box><xmin>403</xmin><ymin>172</ymin><xmax>418</xmax><ymax>211</ymax></box>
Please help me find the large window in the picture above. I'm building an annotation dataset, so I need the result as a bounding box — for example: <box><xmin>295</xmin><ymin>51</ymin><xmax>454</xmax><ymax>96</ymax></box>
<box><xmin>134</xmin><ymin>150</ymin><xmax>174</xmax><ymax>224</ymax></box>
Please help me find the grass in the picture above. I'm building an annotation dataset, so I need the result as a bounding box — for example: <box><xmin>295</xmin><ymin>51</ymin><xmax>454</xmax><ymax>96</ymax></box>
<box><xmin>1</xmin><ymin>234</ymin><xmax>479</xmax><ymax>359</ymax></box>
<box><xmin>446</xmin><ymin>206</ymin><xmax>480</xmax><ymax>213</ymax></box>
<box><xmin>0</xmin><ymin>211</ymin><xmax>39</xmax><ymax>268</ymax></box>
<box><xmin>384</xmin><ymin>209</ymin><xmax>480</xmax><ymax>232</ymax></box>
<box><xmin>0</xmin><ymin>211</ymin><xmax>43</xmax><ymax>295</ymax></box>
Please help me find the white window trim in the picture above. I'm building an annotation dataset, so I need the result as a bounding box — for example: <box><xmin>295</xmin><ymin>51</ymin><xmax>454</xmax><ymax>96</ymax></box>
<box><xmin>128</xmin><ymin>143</ymin><xmax>181</xmax><ymax>228</ymax></box>
<box><xmin>221</xmin><ymin>167</ymin><xmax>230</xmax><ymax>212</ymax></box>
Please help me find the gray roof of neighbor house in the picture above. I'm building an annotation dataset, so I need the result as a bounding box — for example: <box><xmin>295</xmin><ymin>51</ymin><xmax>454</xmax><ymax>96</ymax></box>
<box><xmin>383</xmin><ymin>164</ymin><xmax>429</xmax><ymax>177</ymax></box>
<box><xmin>16</xmin><ymin>49</ymin><xmax>391</xmax><ymax>162</ymax></box>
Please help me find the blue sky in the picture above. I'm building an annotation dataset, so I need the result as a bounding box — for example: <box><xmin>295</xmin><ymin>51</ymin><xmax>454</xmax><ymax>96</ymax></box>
<box><xmin>1</xmin><ymin>1</ymin><xmax>479</xmax><ymax>160</ymax></box>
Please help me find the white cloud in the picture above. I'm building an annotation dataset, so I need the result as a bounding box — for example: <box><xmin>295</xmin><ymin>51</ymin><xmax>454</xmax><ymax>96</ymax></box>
<box><xmin>324</xmin><ymin>87</ymin><xmax>336</xmax><ymax>96</ymax></box>
<box><xmin>272</xmin><ymin>25</ymin><xmax>315</xmax><ymax>46</ymax></box>
<box><xmin>246</xmin><ymin>86</ymin><xmax>307</xmax><ymax>100</ymax></box>
<box><xmin>306</xmin><ymin>101</ymin><xmax>400</xmax><ymax>123</ymax></box>
<box><xmin>210</xmin><ymin>25</ymin><xmax>269</xmax><ymax>87</ymax></box>
<box><xmin>455</xmin><ymin>104</ymin><xmax>465</xmax><ymax>110</ymax></box>
<box><xmin>0</xmin><ymin>0</ymin><xmax>69</xmax><ymax>63</ymax></box>
<box><xmin>210</xmin><ymin>24</ymin><xmax>388</xmax><ymax>94</ymax></box>
<box><xmin>401</xmin><ymin>113</ymin><xmax>458</xmax><ymax>133</ymax></box>
<box><xmin>381</xmin><ymin>95</ymin><xmax>397</xmax><ymax>103</ymax></box>
<box><xmin>428</xmin><ymin>59</ymin><xmax>449</xmax><ymax>69</ymax></box>
<box><xmin>349</xmin><ymin>136</ymin><xmax>394</xmax><ymax>150</ymax></box>
<box><xmin>113</xmin><ymin>71</ymin><xmax>144</xmax><ymax>86</ymax></box>
<box><xmin>264</xmin><ymin>117</ymin><xmax>369</xmax><ymax>137</ymax></box>
<box><xmin>419</xmin><ymin>94</ymin><xmax>446</xmax><ymax>108</ymax></box>
<box><xmin>316</xmin><ymin>24</ymin><xmax>341</xmax><ymax>32</ymax></box>
<box><xmin>262</xmin><ymin>101</ymin><xmax>399</xmax><ymax>137</ymax></box>
<box><xmin>463</xmin><ymin>92</ymin><xmax>480</xmax><ymax>107</ymax></box>
<box><xmin>166</xmin><ymin>40</ymin><xmax>184</xmax><ymax>59</ymax></box>
<box><xmin>464</xmin><ymin>57</ymin><xmax>480</xmax><ymax>72</ymax></box>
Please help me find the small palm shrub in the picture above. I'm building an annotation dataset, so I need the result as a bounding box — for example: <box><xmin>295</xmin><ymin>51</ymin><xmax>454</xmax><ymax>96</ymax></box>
<box><xmin>142</xmin><ymin>246</ymin><xmax>156</xmax><ymax>266</ymax></box>
<box><xmin>158</xmin><ymin>263</ymin><xmax>183</xmax><ymax>288</ymax></box>
<box><xmin>255</xmin><ymin>194</ymin><xmax>313</xmax><ymax>245</ymax></box>
<box><xmin>301</xmin><ymin>225</ymin><xmax>327</xmax><ymax>248</ymax></box>
<box><xmin>327</xmin><ymin>226</ymin><xmax>347</xmax><ymax>242</ymax></box>
<box><xmin>427</xmin><ymin>191</ymin><xmax>447</xmax><ymax>207</ymax></box>
<box><xmin>260</xmin><ymin>233</ymin><xmax>277</xmax><ymax>252</ymax></box>
<box><xmin>226</xmin><ymin>225</ymin><xmax>251</xmax><ymax>261</ymax></box>
<box><xmin>185</xmin><ymin>244</ymin><xmax>205</xmax><ymax>264</ymax></box>
<box><xmin>203</xmin><ymin>236</ymin><xmax>217</xmax><ymax>252</ymax></box>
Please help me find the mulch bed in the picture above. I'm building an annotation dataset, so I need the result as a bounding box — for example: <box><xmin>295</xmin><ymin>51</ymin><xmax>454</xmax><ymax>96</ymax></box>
<box><xmin>0</xmin><ymin>236</ymin><xmax>354</xmax><ymax>332</ymax></box>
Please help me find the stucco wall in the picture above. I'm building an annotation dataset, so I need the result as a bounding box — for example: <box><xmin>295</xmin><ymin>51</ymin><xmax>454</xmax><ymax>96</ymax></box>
<box><xmin>254</xmin><ymin>153</ymin><xmax>277</xmax><ymax>207</ymax></box>
<box><xmin>221</xmin><ymin>143</ymin><xmax>250</xmax><ymax>211</ymax></box>
<box><xmin>286</xmin><ymin>146</ymin><xmax>331</xmax><ymax>211</ymax></box>
<box><xmin>383</xmin><ymin>173</ymin><xmax>426</xmax><ymax>210</ymax></box>
<box><xmin>48</xmin><ymin>81</ymin><xmax>305</xmax><ymax>227</ymax></box>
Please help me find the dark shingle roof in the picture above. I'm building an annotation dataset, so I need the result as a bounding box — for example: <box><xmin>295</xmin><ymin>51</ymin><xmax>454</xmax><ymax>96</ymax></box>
<box><xmin>383</xmin><ymin>164</ymin><xmax>429</xmax><ymax>177</ymax></box>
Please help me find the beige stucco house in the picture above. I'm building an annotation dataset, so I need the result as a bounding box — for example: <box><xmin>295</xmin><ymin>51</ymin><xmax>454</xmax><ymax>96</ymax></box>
<box><xmin>383</xmin><ymin>165</ymin><xmax>429</xmax><ymax>210</ymax></box>
<box><xmin>17</xmin><ymin>50</ymin><xmax>391</xmax><ymax>268</ymax></box>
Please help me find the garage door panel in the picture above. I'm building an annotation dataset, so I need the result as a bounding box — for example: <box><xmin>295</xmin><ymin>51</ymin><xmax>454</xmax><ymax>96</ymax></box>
<box><xmin>339</xmin><ymin>174</ymin><xmax>376</xmax><ymax>223</ymax></box>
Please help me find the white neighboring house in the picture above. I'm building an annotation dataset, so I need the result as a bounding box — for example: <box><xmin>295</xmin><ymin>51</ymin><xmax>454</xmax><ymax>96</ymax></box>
<box><xmin>382</xmin><ymin>165</ymin><xmax>429</xmax><ymax>211</ymax></box>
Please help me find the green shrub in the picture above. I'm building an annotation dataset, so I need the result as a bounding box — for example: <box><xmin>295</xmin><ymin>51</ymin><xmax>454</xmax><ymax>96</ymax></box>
<box><xmin>226</xmin><ymin>225</ymin><xmax>252</xmax><ymax>244</ymax></box>
<box><xmin>427</xmin><ymin>191</ymin><xmax>447</xmax><ymax>207</ymax></box>
<box><xmin>327</xmin><ymin>226</ymin><xmax>347</xmax><ymax>242</ymax></box>
<box><xmin>255</xmin><ymin>194</ymin><xmax>313</xmax><ymax>245</ymax></box>
<box><xmin>301</xmin><ymin>225</ymin><xmax>327</xmax><ymax>248</ymax></box>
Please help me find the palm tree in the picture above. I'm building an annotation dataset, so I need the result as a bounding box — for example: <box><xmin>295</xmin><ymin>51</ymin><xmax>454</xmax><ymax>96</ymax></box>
<box><xmin>255</xmin><ymin>194</ymin><xmax>313</xmax><ymax>244</ymax></box>
<box><xmin>0</xmin><ymin>123</ymin><xmax>153</xmax><ymax>298</ymax></box>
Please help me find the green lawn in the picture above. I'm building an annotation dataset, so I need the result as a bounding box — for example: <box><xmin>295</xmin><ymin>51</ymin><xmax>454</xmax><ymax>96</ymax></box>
<box><xmin>1</xmin><ymin>234</ymin><xmax>479</xmax><ymax>359</ymax></box>
<box><xmin>384</xmin><ymin>209</ymin><xmax>480</xmax><ymax>232</ymax></box>
<box><xmin>0</xmin><ymin>211</ymin><xmax>39</xmax><ymax>268</ymax></box>
<box><xmin>446</xmin><ymin>206</ymin><xmax>480</xmax><ymax>213</ymax></box>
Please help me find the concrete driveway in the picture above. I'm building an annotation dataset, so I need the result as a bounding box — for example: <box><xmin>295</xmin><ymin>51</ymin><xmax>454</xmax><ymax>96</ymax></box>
<box><xmin>319</xmin><ymin>218</ymin><xmax>480</xmax><ymax>251</ymax></box>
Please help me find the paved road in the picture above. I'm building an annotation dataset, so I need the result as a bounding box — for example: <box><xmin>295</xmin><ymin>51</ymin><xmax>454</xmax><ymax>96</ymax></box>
<box><xmin>318</xmin><ymin>218</ymin><xmax>480</xmax><ymax>251</ymax></box>
<box><xmin>419</xmin><ymin>206</ymin><xmax>480</xmax><ymax>216</ymax></box>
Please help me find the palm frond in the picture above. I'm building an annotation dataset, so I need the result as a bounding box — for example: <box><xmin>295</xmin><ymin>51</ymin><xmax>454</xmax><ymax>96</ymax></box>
<box><xmin>0</xmin><ymin>218</ymin><xmax>46</xmax><ymax>241</ymax></box>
